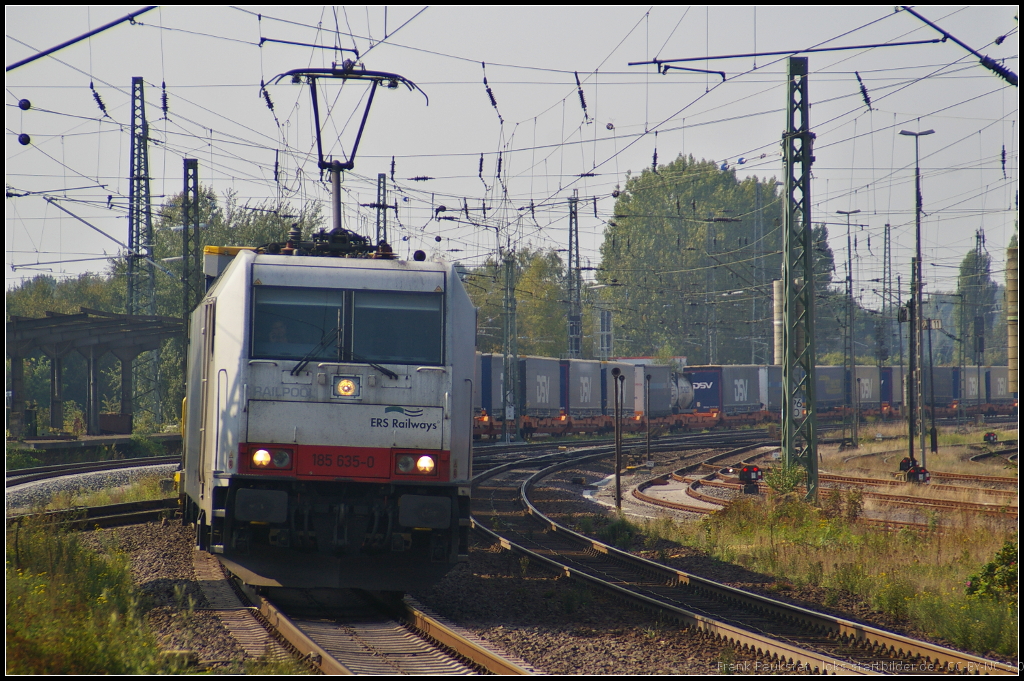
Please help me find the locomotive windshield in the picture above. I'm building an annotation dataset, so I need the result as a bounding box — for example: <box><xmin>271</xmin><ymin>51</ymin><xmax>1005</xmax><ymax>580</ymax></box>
<box><xmin>251</xmin><ymin>286</ymin><xmax>443</xmax><ymax>365</ymax></box>
<box><xmin>353</xmin><ymin>291</ymin><xmax>443</xmax><ymax>365</ymax></box>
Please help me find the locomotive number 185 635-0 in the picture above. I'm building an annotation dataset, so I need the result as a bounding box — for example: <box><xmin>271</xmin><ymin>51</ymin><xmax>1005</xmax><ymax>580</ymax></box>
<box><xmin>311</xmin><ymin>453</ymin><xmax>375</xmax><ymax>468</ymax></box>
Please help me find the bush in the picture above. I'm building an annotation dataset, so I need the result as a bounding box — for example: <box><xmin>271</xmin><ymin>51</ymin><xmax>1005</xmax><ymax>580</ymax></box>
<box><xmin>764</xmin><ymin>461</ymin><xmax>805</xmax><ymax>495</ymax></box>
<box><xmin>597</xmin><ymin>517</ymin><xmax>638</xmax><ymax>549</ymax></box>
<box><xmin>6</xmin><ymin>521</ymin><xmax>170</xmax><ymax>674</ymax></box>
<box><xmin>965</xmin><ymin>540</ymin><xmax>1018</xmax><ymax>605</ymax></box>
<box><xmin>6</xmin><ymin>446</ymin><xmax>42</xmax><ymax>471</ymax></box>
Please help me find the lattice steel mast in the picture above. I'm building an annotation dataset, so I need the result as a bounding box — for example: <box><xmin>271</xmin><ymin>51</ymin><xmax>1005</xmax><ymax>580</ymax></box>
<box><xmin>781</xmin><ymin>57</ymin><xmax>819</xmax><ymax>501</ymax></box>
<box><xmin>567</xmin><ymin>190</ymin><xmax>582</xmax><ymax>358</ymax></box>
<box><xmin>181</xmin><ymin>158</ymin><xmax>201</xmax><ymax>389</ymax></box>
<box><xmin>128</xmin><ymin>76</ymin><xmax>159</xmax><ymax>419</ymax></box>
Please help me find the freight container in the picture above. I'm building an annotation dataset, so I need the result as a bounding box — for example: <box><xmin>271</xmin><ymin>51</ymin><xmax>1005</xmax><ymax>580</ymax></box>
<box><xmin>957</xmin><ymin>366</ymin><xmax>985</xmax><ymax>405</ymax></box>
<box><xmin>474</xmin><ymin>352</ymin><xmax>482</xmax><ymax>413</ymax></box>
<box><xmin>632</xmin><ymin>365</ymin><xmax>674</xmax><ymax>417</ymax></box>
<box><xmin>986</xmin><ymin>366</ymin><xmax>1010</xmax><ymax>401</ymax></box>
<box><xmin>764</xmin><ymin>365</ymin><xmax>784</xmax><ymax>411</ymax></box>
<box><xmin>815</xmin><ymin>366</ymin><xmax>845</xmax><ymax>409</ymax></box>
<box><xmin>684</xmin><ymin>367</ymin><xmax>722</xmax><ymax>411</ymax></box>
<box><xmin>853</xmin><ymin>366</ymin><xmax>880</xmax><ymax>410</ymax></box>
<box><xmin>518</xmin><ymin>356</ymin><xmax>562</xmax><ymax>417</ymax></box>
<box><xmin>924</xmin><ymin>366</ymin><xmax>956</xmax><ymax>407</ymax></box>
<box><xmin>480</xmin><ymin>353</ymin><xmax>505</xmax><ymax>417</ymax></box>
<box><xmin>721</xmin><ymin>365</ymin><xmax>762</xmax><ymax>414</ymax></box>
<box><xmin>560</xmin><ymin>359</ymin><xmax>602</xmax><ymax>417</ymax></box>
<box><xmin>601</xmin><ymin>361</ymin><xmax>637</xmax><ymax>416</ymax></box>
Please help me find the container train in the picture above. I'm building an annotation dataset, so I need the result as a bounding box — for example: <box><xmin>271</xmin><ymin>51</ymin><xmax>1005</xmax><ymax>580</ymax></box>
<box><xmin>473</xmin><ymin>354</ymin><xmax>1016</xmax><ymax>439</ymax></box>
<box><xmin>181</xmin><ymin>229</ymin><xmax>475</xmax><ymax>591</ymax></box>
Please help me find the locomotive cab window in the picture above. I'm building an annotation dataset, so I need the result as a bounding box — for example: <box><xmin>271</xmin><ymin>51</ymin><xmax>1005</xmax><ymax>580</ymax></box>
<box><xmin>352</xmin><ymin>291</ymin><xmax>443</xmax><ymax>365</ymax></box>
<box><xmin>251</xmin><ymin>286</ymin><xmax>443</xmax><ymax>366</ymax></box>
<box><xmin>251</xmin><ymin>287</ymin><xmax>344</xmax><ymax>361</ymax></box>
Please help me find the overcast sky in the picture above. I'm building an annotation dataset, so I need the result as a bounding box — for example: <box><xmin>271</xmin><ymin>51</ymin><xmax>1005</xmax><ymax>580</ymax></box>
<box><xmin>5</xmin><ymin>5</ymin><xmax>1019</xmax><ymax>308</ymax></box>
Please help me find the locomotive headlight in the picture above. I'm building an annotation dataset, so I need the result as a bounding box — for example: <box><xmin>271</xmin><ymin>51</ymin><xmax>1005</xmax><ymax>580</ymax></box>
<box><xmin>272</xmin><ymin>449</ymin><xmax>291</xmax><ymax>468</ymax></box>
<box><xmin>333</xmin><ymin>375</ymin><xmax>360</xmax><ymax>398</ymax></box>
<box><xmin>395</xmin><ymin>453</ymin><xmax>437</xmax><ymax>475</ymax></box>
<box><xmin>253</xmin><ymin>449</ymin><xmax>272</xmax><ymax>467</ymax></box>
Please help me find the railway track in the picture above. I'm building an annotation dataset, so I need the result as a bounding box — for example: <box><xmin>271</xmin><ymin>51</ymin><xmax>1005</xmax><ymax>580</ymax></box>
<box><xmin>472</xmin><ymin>442</ymin><xmax>1016</xmax><ymax>675</ymax></box>
<box><xmin>231</xmin><ymin>584</ymin><xmax>532</xmax><ymax>675</ymax></box>
<box><xmin>6</xmin><ymin>455</ymin><xmax>180</xmax><ymax>488</ymax></box>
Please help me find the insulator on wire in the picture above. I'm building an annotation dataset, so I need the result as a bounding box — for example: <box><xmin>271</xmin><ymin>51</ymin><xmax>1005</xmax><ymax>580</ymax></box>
<box><xmin>463</xmin><ymin>198</ymin><xmax>470</xmax><ymax>219</ymax></box>
<box><xmin>530</xmin><ymin>200</ymin><xmax>535</xmax><ymax>219</ymax></box>
<box><xmin>496</xmin><ymin>153</ymin><xmax>502</xmax><ymax>178</ymax></box>
<box><xmin>574</xmin><ymin>71</ymin><xmax>589</xmax><ymax>121</ymax></box>
<box><xmin>1002</xmin><ymin>145</ymin><xmax>1007</xmax><ymax>179</ymax></box>
<box><xmin>90</xmin><ymin>81</ymin><xmax>109</xmax><ymax>117</ymax></box>
<box><xmin>259</xmin><ymin>80</ymin><xmax>274</xmax><ymax>112</ymax></box>
<box><xmin>481</xmin><ymin>62</ymin><xmax>503</xmax><ymax>125</ymax></box>
<box><xmin>593</xmin><ymin>197</ymin><xmax>598</xmax><ymax>218</ymax></box>
<box><xmin>652</xmin><ymin>148</ymin><xmax>658</xmax><ymax>174</ymax></box>
<box><xmin>390</xmin><ymin>156</ymin><xmax>396</xmax><ymax>182</ymax></box>
<box><xmin>855</xmin><ymin>72</ymin><xmax>872</xmax><ymax>111</ymax></box>
<box><xmin>161</xmin><ymin>81</ymin><xmax>169</xmax><ymax>116</ymax></box>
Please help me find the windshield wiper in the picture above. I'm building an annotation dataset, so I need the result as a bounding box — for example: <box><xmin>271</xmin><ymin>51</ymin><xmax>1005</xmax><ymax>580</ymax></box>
<box><xmin>352</xmin><ymin>352</ymin><xmax>399</xmax><ymax>380</ymax></box>
<box><xmin>291</xmin><ymin>327</ymin><xmax>340</xmax><ymax>375</ymax></box>
<box><xmin>291</xmin><ymin>330</ymin><xmax>400</xmax><ymax>380</ymax></box>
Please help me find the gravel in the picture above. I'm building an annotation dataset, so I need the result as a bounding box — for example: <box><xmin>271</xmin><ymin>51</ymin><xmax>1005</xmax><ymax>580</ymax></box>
<box><xmin>79</xmin><ymin>522</ymin><xmax>252</xmax><ymax>670</ymax></box>
<box><xmin>6</xmin><ymin>465</ymin><xmax>179</xmax><ymax>514</ymax></box>
<box><xmin>414</xmin><ymin>539</ymin><xmax>768</xmax><ymax>675</ymax></box>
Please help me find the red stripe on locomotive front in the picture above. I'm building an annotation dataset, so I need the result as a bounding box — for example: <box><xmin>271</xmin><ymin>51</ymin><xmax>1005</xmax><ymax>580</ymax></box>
<box><xmin>239</xmin><ymin>443</ymin><xmax>451</xmax><ymax>482</ymax></box>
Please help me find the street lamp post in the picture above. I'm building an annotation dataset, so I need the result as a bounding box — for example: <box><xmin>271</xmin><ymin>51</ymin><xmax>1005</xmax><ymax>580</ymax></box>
<box><xmin>899</xmin><ymin>128</ymin><xmax>934</xmax><ymax>470</ymax></box>
<box><xmin>838</xmin><ymin>209</ymin><xmax>861</xmax><ymax>447</ymax></box>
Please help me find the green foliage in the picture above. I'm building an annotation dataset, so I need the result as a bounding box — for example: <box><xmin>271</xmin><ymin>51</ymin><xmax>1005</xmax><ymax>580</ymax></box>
<box><xmin>6</xmin><ymin>187</ymin><xmax>324</xmax><ymax>431</ymax></box>
<box><xmin>6</xmin><ymin>522</ymin><xmax>170</xmax><ymax>674</ymax></box>
<box><xmin>466</xmin><ymin>247</ymin><xmax>588</xmax><ymax>357</ymax></box>
<box><xmin>965</xmin><ymin>540</ymin><xmax>1018</xmax><ymax>604</ymax></box>
<box><xmin>125</xmin><ymin>434</ymin><xmax>165</xmax><ymax>458</ymax></box>
<box><xmin>763</xmin><ymin>461</ymin><xmax>806</xmax><ymax>495</ymax></box>
<box><xmin>955</xmin><ymin>246</ymin><xmax>1004</xmax><ymax>365</ymax></box>
<box><xmin>6</xmin><ymin>446</ymin><xmax>42</xmax><ymax>470</ymax></box>
<box><xmin>597</xmin><ymin>155</ymin><xmax>785</xmax><ymax>361</ymax></box>
<box><xmin>909</xmin><ymin>591</ymin><xmax>1017</xmax><ymax>656</ymax></box>
<box><xmin>596</xmin><ymin>516</ymin><xmax>639</xmax><ymax>549</ymax></box>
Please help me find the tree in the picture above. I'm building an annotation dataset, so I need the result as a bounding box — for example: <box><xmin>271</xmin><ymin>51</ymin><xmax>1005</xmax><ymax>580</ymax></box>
<box><xmin>597</xmin><ymin>155</ymin><xmax>782</xmax><ymax>364</ymax></box>
<box><xmin>464</xmin><ymin>247</ymin><xmax>581</xmax><ymax>357</ymax></box>
<box><xmin>955</xmin><ymin>244</ymin><xmax>1001</xmax><ymax>366</ymax></box>
<box><xmin>6</xmin><ymin>188</ymin><xmax>325</xmax><ymax>429</ymax></box>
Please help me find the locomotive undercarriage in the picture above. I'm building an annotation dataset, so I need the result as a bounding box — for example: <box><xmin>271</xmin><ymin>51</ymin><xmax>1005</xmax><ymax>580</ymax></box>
<box><xmin>184</xmin><ymin>480</ymin><xmax>470</xmax><ymax>590</ymax></box>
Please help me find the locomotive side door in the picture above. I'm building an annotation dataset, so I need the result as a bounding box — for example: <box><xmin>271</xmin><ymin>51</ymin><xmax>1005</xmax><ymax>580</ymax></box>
<box><xmin>197</xmin><ymin>299</ymin><xmax>217</xmax><ymax>497</ymax></box>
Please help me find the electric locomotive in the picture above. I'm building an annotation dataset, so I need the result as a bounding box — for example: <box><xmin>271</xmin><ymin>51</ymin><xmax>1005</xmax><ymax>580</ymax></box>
<box><xmin>181</xmin><ymin>230</ymin><xmax>476</xmax><ymax>591</ymax></box>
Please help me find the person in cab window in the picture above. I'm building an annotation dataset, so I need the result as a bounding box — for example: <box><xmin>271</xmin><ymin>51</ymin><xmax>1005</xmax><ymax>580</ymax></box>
<box><xmin>268</xmin><ymin>319</ymin><xmax>289</xmax><ymax>344</ymax></box>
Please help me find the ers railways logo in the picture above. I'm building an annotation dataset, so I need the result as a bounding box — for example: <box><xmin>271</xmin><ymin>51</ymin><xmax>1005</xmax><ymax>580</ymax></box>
<box><xmin>370</xmin><ymin>406</ymin><xmax>438</xmax><ymax>431</ymax></box>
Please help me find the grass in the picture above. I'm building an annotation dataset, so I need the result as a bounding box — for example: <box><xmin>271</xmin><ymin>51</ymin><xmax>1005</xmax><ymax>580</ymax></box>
<box><xmin>36</xmin><ymin>471</ymin><xmax>175</xmax><ymax>512</ymax></box>
<box><xmin>5</xmin><ymin>519</ymin><xmax>174</xmax><ymax>674</ymax></box>
<box><xmin>822</xmin><ymin>424</ymin><xmax>1018</xmax><ymax>478</ymax></box>
<box><xmin>577</xmin><ymin>496</ymin><xmax>1018</xmax><ymax>657</ymax></box>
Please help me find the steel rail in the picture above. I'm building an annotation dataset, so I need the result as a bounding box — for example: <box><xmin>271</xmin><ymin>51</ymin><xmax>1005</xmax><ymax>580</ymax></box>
<box><xmin>233</xmin><ymin>580</ymin><xmax>530</xmax><ymax>675</ymax></box>
<box><xmin>6</xmin><ymin>455</ymin><xmax>180</xmax><ymax>487</ymax></box>
<box><xmin>6</xmin><ymin>497</ymin><xmax>179</xmax><ymax>529</ymax></box>
<box><xmin>474</xmin><ymin>443</ymin><xmax>1016</xmax><ymax>675</ymax></box>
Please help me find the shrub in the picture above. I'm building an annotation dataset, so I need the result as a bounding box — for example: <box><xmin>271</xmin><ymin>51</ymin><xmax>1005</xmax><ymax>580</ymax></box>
<box><xmin>764</xmin><ymin>461</ymin><xmax>805</xmax><ymax>495</ymax></box>
<box><xmin>6</xmin><ymin>521</ymin><xmax>170</xmax><ymax>674</ymax></box>
<box><xmin>597</xmin><ymin>517</ymin><xmax>638</xmax><ymax>549</ymax></box>
<box><xmin>965</xmin><ymin>540</ymin><xmax>1018</xmax><ymax>605</ymax></box>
